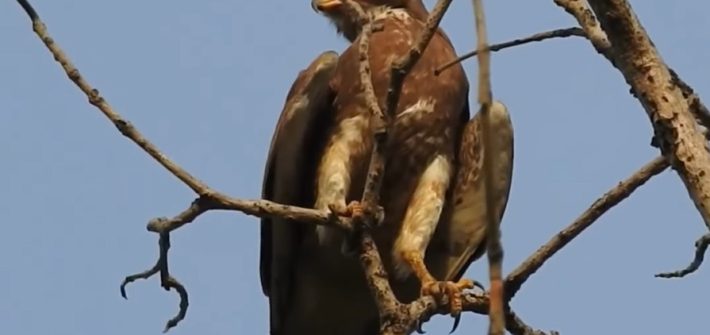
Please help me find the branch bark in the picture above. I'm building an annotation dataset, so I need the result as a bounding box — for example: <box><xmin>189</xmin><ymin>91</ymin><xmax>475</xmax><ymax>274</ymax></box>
<box><xmin>436</xmin><ymin>27</ymin><xmax>585</xmax><ymax>75</ymax></box>
<box><xmin>470</xmin><ymin>0</ymin><xmax>505</xmax><ymax>334</ymax></box>
<box><xmin>554</xmin><ymin>0</ymin><xmax>710</xmax><ymax>277</ymax></box>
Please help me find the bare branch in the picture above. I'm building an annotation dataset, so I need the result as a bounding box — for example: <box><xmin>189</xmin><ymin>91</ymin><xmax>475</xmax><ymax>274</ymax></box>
<box><xmin>436</xmin><ymin>27</ymin><xmax>585</xmax><ymax>75</ymax></box>
<box><xmin>585</xmin><ymin>0</ymin><xmax>710</xmax><ymax>265</ymax></box>
<box><xmin>120</xmin><ymin>232</ymin><xmax>188</xmax><ymax>333</ymax></box>
<box><xmin>411</xmin><ymin>291</ymin><xmax>556</xmax><ymax>335</ymax></box>
<box><xmin>470</xmin><ymin>0</ymin><xmax>505</xmax><ymax>334</ymax></box>
<box><xmin>148</xmin><ymin>194</ymin><xmax>353</xmax><ymax>234</ymax></box>
<box><xmin>669</xmin><ymin>69</ymin><xmax>710</xmax><ymax>137</ymax></box>
<box><xmin>553</xmin><ymin>0</ymin><xmax>610</xmax><ymax>52</ymax></box>
<box><xmin>656</xmin><ymin>233</ymin><xmax>710</xmax><ymax>278</ymax></box>
<box><xmin>553</xmin><ymin>0</ymin><xmax>710</xmax><ymax>278</ymax></box>
<box><xmin>505</xmin><ymin>156</ymin><xmax>669</xmax><ymax>299</ymax></box>
<box><xmin>505</xmin><ymin>309</ymin><xmax>560</xmax><ymax>335</ymax></box>
<box><xmin>552</xmin><ymin>1</ymin><xmax>710</xmax><ymax>136</ymax></box>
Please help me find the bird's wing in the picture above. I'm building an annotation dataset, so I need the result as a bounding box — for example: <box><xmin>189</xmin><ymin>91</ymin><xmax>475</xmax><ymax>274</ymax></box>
<box><xmin>259</xmin><ymin>50</ymin><xmax>339</xmax><ymax>333</ymax></box>
<box><xmin>443</xmin><ymin>101</ymin><xmax>515</xmax><ymax>281</ymax></box>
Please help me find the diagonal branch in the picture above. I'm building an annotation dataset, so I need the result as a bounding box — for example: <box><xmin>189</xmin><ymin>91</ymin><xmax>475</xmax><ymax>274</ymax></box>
<box><xmin>554</xmin><ymin>0</ymin><xmax>710</xmax><ymax>278</ymax></box>
<box><xmin>436</xmin><ymin>27</ymin><xmax>585</xmax><ymax>75</ymax></box>
<box><xmin>505</xmin><ymin>156</ymin><xmax>669</xmax><ymax>300</ymax></box>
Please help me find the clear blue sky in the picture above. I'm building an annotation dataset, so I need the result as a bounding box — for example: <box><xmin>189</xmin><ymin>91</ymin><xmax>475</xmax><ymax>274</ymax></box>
<box><xmin>2</xmin><ymin>1</ymin><xmax>709</xmax><ymax>334</ymax></box>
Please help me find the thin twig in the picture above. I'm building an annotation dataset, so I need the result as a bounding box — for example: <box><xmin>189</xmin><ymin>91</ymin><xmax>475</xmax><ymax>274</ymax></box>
<box><xmin>505</xmin><ymin>156</ymin><xmax>669</xmax><ymax>299</ymax></box>
<box><xmin>148</xmin><ymin>194</ymin><xmax>353</xmax><ymax>233</ymax></box>
<box><xmin>470</xmin><ymin>0</ymin><xmax>505</xmax><ymax>334</ymax></box>
<box><xmin>436</xmin><ymin>27</ymin><xmax>585</xmax><ymax>75</ymax></box>
<box><xmin>656</xmin><ymin>233</ymin><xmax>710</xmax><ymax>278</ymax></box>
<box><xmin>119</xmin><ymin>232</ymin><xmax>189</xmax><ymax>332</ymax></box>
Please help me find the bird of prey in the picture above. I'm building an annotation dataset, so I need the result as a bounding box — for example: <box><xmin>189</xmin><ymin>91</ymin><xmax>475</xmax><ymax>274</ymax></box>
<box><xmin>259</xmin><ymin>1</ymin><xmax>514</xmax><ymax>334</ymax></box>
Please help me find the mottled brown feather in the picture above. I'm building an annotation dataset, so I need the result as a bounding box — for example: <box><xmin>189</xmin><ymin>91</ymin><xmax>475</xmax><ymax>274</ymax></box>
<box><xmin>428</xmin><ymin>101</ymin><xmax>515</xmax><ymax>283</ymax></box>
<box><xmin>260</xmin><ymin>50</ymin><xmax>339</xmax><ymax>334</ymax></box>
<box><xmin>263</xmin><ymin>2</ymin><xmax>476</xmax><ymax>334</ymax></box>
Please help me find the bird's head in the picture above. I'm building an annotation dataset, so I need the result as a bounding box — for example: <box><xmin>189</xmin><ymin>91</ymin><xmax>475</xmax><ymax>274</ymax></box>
<box><xmin>311</xmin><ymin>0</ymin><xmax>428</xmax><ymax>42</ymax></box>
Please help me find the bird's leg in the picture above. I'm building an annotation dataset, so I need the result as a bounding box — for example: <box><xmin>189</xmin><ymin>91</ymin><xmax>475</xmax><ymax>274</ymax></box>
<box><xmin>392</xmin><ymin>155</ymin><xmax>473</xmax><ymax>315</ymax></box>
<box><xmin>328</xmin><ymin>201</ymin><xmax>365</xmax><ymax>219</ymax></box>
<box><xmin>314</xmin><ymin>115</ymin><xmax>368</xmax><ymax>247</ymax></box>
<box><xmin>403</xmin><ymin>251</ymin><xmax>475</xmax><ymax>316</ymax></box>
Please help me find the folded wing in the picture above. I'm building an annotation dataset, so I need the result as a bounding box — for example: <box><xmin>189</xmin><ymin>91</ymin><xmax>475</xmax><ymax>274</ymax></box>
<box><xmin>259</xmin><ymin>51</ymin><xmax>339</xmax><ymax>334</ymax></box>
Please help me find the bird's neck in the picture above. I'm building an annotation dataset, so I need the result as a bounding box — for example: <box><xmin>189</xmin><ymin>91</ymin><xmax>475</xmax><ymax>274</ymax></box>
<box><xmin>336</xmin><ymin>7</ymin><xmax>415</xmax><ymax>43</ymax></box>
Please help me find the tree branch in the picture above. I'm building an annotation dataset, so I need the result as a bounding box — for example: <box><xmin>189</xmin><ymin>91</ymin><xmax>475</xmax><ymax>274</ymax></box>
<box><xmin>505</xmin><ymin>156</ymin><xmax>669</xmax><ymax>300</ymax></box>
<box><xmin>656</xmin><ymin>233</ymin><xmax>710</xmax><ymax>278</ymax></box>
<box><xmin>436</xmin><ymin>27</ymin><xmax>585</xmax><ymax>75</ymax></box>
<box><xmin>554</xmin><ymin>0</ymin><xmax>710</xmax><ymax>278</ymax></box>
<box><xmin>470</xmin><ymin>0</ymin><xmax>505</xmax><ymax>334</ymax></box>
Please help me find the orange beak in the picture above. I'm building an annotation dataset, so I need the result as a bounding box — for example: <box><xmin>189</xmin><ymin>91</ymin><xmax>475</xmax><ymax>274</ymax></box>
<box><xmin>311</xmin><ymin>0</ymin><xmax>343</xmax><ymax>12</ymax></box>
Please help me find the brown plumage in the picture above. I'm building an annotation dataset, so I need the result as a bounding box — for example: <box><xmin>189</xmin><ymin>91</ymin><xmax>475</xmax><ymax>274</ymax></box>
<box><xmin>259</xmin><ymin>1</ymin><xmax>514</xmax><ymax>334</ymax></box>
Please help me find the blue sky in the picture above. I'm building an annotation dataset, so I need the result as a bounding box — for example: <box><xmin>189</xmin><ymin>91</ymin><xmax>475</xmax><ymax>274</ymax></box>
<box><xmin>1</xmin><ymin>1</ymin><xmax>709</xmax><ymax>334</ymax></box>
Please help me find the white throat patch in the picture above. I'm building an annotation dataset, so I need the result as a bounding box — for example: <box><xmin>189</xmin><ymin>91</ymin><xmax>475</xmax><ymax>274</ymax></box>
<box><xmin>370</xmin><ymin>7</ymin><xmax>413</xmax><ymax>24</ymax></box>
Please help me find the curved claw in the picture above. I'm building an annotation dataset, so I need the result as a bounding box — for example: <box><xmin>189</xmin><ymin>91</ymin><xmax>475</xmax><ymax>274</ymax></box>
<box><xmin>449</xmin><ymin>314</ymin><xmax>462</xmax><ymax>334</ymax></box>
<box><xmin>472</xmin><ymin>279</ymin><xmax>486</xmax><ymax>292</ymax></box>
<box><xmin>415</xmin><ymin>318</ymin><xmax>427</xmax><ymax>334</ymax></box>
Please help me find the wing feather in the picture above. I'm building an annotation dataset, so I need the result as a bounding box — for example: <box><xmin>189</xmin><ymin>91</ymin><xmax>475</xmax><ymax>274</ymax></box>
<box><xmin>443</xmin><ymin>101</ymin><xmax>514</xmax><ymax>281</ymax></box>
<box><xmin>259</xmin><ymin>50</ymin><xmax>339</xmax><ymax>333</ymax></box>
